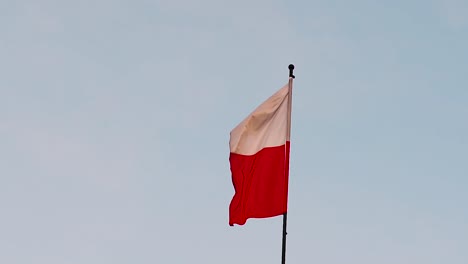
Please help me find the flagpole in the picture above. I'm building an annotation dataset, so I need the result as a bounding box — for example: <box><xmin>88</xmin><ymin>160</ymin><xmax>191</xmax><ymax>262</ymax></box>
<box><xmin>282</xmin><ymin>64</ymin><xmax>294</xmax><ymax>264</ymax></box>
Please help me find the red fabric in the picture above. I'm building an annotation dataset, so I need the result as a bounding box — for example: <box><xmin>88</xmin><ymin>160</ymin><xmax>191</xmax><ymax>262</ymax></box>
<box><xmin>229</xmin><ymin>141</ymin><xmax>290</xmax><ymax>226</ymax></box>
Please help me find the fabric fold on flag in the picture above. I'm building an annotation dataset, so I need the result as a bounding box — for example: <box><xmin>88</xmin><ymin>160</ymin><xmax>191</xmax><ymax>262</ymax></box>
<box><xmin>229</xmin><ymin>84</ymin><xmax>290</xmax><ymax>226</ymax></box>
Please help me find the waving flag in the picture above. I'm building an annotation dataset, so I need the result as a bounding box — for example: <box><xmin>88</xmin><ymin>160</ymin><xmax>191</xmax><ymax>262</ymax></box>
<box><xmin>229</xmin><ymin>82</ymin><xmax>292</xmax><ymax>226</ymax></box>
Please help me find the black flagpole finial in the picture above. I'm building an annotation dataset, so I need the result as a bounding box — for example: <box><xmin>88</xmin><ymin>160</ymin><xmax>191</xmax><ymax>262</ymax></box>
<box><xmin>288</xmin><ymin>64</ymin><xmax>295</xmax><ymax>78</ymax></box>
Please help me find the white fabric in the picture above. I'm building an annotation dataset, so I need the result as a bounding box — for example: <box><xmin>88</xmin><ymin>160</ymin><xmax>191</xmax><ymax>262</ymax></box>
<box><xmin>230</xmin><ymin>84</ymin><xmax>289</xmax><ymax>156</ymax></box>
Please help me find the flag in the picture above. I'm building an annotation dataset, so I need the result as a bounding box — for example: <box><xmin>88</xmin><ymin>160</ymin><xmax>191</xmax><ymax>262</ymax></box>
<box><xmin>229</xmin><ymin>83</ymin><xmax>291</xmax><ymax>226</ymax></box>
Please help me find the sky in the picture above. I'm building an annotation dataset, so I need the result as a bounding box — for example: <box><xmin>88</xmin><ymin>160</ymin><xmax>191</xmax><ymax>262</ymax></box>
<box><xmin>1</xmin><ymin>0</ymin><xmax>467</xmax><ymax>263</ymax></box>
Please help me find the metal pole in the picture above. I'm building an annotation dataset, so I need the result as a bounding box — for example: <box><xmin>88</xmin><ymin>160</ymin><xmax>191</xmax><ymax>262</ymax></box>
<box><xmin>281</xmin><ymin>212</ymin><xmax>288</xmax><ymax>264</ymax></box>
<box><xmin>282</xmin><ymin>64</ymin><xmax>294</xmax><ymax>264</ymax></box>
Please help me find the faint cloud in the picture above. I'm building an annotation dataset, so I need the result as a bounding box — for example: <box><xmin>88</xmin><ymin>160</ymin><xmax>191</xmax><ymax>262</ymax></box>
<box><xmin>1</xmin><ymin>117</ymin><xmax>145</xmax><ymax>192</ymax></box>
<box><xmin>435</xmin><ymin>0</ymin><xmax>468</xmax><ymax>29</ymax></box>
<box><xmin>3</xmin><ymin>1</ymin><xmax>64</xmax><ymax>35</ymax></box>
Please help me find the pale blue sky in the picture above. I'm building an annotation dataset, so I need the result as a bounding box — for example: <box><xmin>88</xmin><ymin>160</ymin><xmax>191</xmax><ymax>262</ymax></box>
<box><xmin>1</xmin><ymin>0</ymin><xmax>467</xmax><ymax>263</ymax></box>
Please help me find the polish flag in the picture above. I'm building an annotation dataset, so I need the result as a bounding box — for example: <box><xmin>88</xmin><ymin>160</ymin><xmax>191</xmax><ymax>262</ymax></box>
<box><xmin>229</xmin><ymin>81</ymin><xmax>292</xmax><ymax>226</ymax></box>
